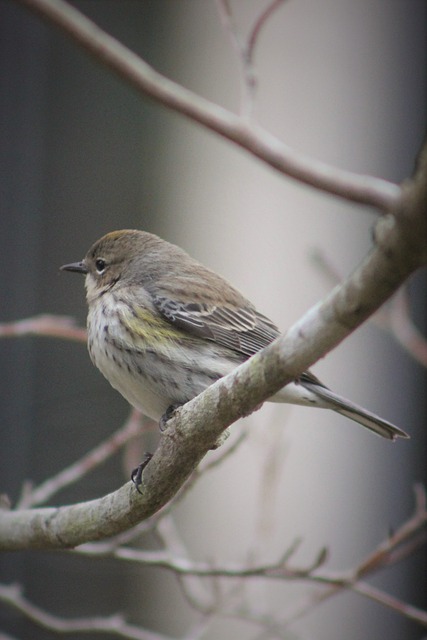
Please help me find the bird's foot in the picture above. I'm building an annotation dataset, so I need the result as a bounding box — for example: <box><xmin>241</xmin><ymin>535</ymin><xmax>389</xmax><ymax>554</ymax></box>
<box><xmin>131</xmin><ymin>452</ymin><xmax>153</xmax><ymax>494</ymax></box>
<box><xmin>159</xmin><ymin>403</ymin><xmax>182</xmax><ymax>432</ymax></box>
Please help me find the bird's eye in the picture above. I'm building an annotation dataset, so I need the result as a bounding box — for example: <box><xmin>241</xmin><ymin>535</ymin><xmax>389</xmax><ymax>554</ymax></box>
<box><xmin>95</xmin><ymin>258</ymin><xmax>107</xmax><ymax>274</ymax></box>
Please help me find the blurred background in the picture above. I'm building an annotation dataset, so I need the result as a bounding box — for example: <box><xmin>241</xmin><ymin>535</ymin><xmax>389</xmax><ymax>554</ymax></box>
<box><xmin>0</xmin><ymin>1</ymin><xmax>426</xmax><ymax>639</ymax></box>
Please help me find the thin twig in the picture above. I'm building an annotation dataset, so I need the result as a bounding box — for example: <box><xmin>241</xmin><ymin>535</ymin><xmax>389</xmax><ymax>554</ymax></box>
<box><xmin>16</xmin><ymin>0</ymin><xmax>401</xmax><ymax>210</ymax></box>
<box><xmin>66</xmin><ymin>429</ymin><xmax>248</xmax><ymax>551</ymax></box>
<box><xmin>73</xmin><ymin>485</ymin><xmax>427</xmax><ymax>627</ymax></box>
<box><xmin>269</xmin><ymin>485</ymin><xmax>427</xmax><ymax>629</ymax></box>
<box><xmin>386</xmin><ymin>287</ymin><xmax>427</xmax><ymax>367</ymax></box>
<box><xmin>216</xmin><ymin>1</ymin><xmax>293</xmax><ymax>118</ymax></box>
<box><xmin>312</xmin><ymin>249</ymin><xmax>427</xmax><ymax>366</ymax></box>
<box><xmin>355</xmin><ymin>484</ymin><xmax>427</xmax><ymax>578</ymax></box>
<box><xmin>247</xmin><ymin>0</ymin><xmax>286</xmax><ymax>65</ymax></box>
<box><xmin>216</xmin><ymin>0</ymin><xmax>256</xmax><ymax>116</ymax></box>
<box><xmin>0</xmin><ymin>583</ymin><xmax>172</xmax><ymax>640</ymax></box>
<box><xmin>157</xmin><ymin>515</ymin><xmax>215</xmax><ymax>612</ymax></box>
<box><xmin>216</xmin><ymin>0</ymin><xmax>243</xmax><ymax>57</ymax></box>
<box><xmin>75</xmin><ymin>537</ymin><xmax>323</xmax><ymax>580</ymax></box>
<box><xmin>0</xmin><ymin>314</ymin><xmax>86</xmax><ymax>342</ymax></box>
<box><xmin>17</xmin><ymin>409</ymin><xmax>144</xmax><ymax>508</ymax></box>
<box><xmin>144</xmin><ymin>427</ymin><xmax>249</xmax><ymax>521</ymax></box>
<box><xmin>353</xmin><ymin>582</ymin><xmax>427</xmax><ymax>627</ymax></box>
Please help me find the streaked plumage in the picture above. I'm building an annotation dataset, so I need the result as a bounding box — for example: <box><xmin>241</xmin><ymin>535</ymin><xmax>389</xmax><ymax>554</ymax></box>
<box><xmin>61</xmin><ymin>229</ymin><xmax>409</xmax><ymax>441</ymax></box>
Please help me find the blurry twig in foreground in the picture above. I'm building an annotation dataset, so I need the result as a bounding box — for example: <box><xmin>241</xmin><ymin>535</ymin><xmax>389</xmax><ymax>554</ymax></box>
<box><xmin>0</xmin><ymin>314</ymin><xmax>86</xmax><ymax>342</ymax></box>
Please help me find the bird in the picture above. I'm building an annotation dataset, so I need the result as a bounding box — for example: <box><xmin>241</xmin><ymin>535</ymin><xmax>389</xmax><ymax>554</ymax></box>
<box><xmin>61</xmin><ymin>229</ymin><xmax>409</xmax><ymax>453</ymax></box>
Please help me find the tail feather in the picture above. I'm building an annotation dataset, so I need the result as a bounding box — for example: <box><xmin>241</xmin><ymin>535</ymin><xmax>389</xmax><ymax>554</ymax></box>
<box><xmin>300</xmin><ymin>381</ymin><xmax>409</xmax><ymax>441</ymax></box>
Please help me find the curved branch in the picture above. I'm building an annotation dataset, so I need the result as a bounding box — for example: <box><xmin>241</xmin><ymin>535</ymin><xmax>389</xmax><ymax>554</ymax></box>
<box><xmin>2</xmin><ymin>0</ymin><xmax>426</xmax><ymax>554</ymax></box>
<box><xmin>1</xmin><ymin>151</ymin><xmax>425</xmax><ymax>549</ymax></box>
<box><xmin>17</xmin><ymin>0</ymin><xmax>400</xmax><ymax>210</ymax></box>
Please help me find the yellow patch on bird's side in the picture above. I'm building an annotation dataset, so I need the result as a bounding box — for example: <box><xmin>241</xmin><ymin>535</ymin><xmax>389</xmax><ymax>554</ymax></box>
<box><xmin>121</xmin><ymin>306</ymin><xmax>189</xmax><ymax>348</ymax></box>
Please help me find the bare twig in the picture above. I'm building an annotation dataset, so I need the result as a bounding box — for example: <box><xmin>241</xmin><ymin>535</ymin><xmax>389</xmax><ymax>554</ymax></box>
<box><xmin>16</xmin><ymin>0</ymin><xmax>401</xmax><ymax>210</ymax></box>
<box><xmin>75</xmin><ymin>536</ymin><xmax>323</xmax><ymax>580</ymax></box>
<box><xmin>385</xmin><ymin>287</ymin><xmax>427</xmax><ymax>367</ymax></box>
<box><xmin>247</xmin><ymin>0</ymin><xmax>286</xmax><ymax>64</ymax></box>
<box><xmin>17</xmin><ymin>409</ymin><xmax>144</xmax><ymax>509</ymax></box>
<box><xmin>133</xmin><ymin>427</ymin><xmax>249</xmax><ymax>527</ymax></box>
<box><xmin>271</xmin><ymin>485</ymin><xmax>427</xmax><ymax>629</ymax></box>
<box><xmin>216</xmin><ymin>0</ymin><xmax>252</xmax><ymax>114</ymax></box>
<box><xmin>1</xmin><ymin>0</ymin><xmax>425</xmax><ymax>557</ymax></box>
<box><xmin>312</xmin><ymin>249</ymin><xmax>427</xmax><ymax>366</ymax></box>
<box><xmin>57</xmin><ymin>428</ymin><xmax>248</xmax><ymax>553</ymax></box>
<box><xmin>1</xmin><ymin>197</ymin><xmax>425</xmax><ymax>550</ymax></box>
<box><xmin>216</xmin><ymin>1</ymin><xmax>243</xmax><ymax>58</ymax></box>
<box><xmin>355</xmin><ymin>484</ymin><xmax>427</xmax><ymax>578</ymax></box>
<box><xmin>0</xmin><ymin>314</ymin><xmax>86</xmax><ymax>342</ymax></box>
<box><xmin>0</xmin><ymin>583</ymin><xmax>172</xmax><ymax>640</ymax></box>
<box><xmin>216</xmin><ymin>0</ymin><xmax>286</xmax><ymax>117</ymax></box>
<box><xmin>156</xmin><ymin>515</ymin><xmax>216</xmax><ymax>612</ymax></box>
<box><xmin>354</xmin><ymin>582</ymin><xmax>427</xmax><ymax>626</ymax></box>
<box><xmin>70</xmin><ymin>485</ymin><xmax>427</xmax><ymax>628</ymax></box>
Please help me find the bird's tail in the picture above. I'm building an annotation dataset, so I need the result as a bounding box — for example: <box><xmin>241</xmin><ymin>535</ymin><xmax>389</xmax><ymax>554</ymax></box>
<box><xmin>300</xmin><ymin>381</ymin><xmax>409</xmax><ymax>441</ymax></box>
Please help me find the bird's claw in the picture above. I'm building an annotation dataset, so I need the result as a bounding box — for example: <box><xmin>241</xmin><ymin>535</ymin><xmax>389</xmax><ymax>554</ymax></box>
<box><xmin>159</xmin><ymin>403</ymin><xmax>182</xmax><ymax>432</ymax></box>
<box><xmin>131</xmin><ymin>452</ymin><xmax>153</xmax><ymax>494</ymax></box>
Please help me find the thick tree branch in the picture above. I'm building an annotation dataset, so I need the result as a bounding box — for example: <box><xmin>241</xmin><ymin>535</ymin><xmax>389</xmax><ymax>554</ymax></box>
<box><xmin>16</xmin><ymin>0</ymin><xmax>401</xmax><ymax>210</ymax></box>
<box><xmin>2</xmin><ymin>0</ymin><xmax>426</xmax><ymax>554</ymax></box>
<box><xmin>67</xmin><ymin>485</ymin><xmax>426</xmax><ymax>628</ymax></box>
<box><xmin>1</xmin><ymin>143</ymin><xmax>426</xmax><ymax>549</ymax></box>
<box><xmin>3</xmin><ymin>484</ymin><xmax>426</xmax><ymax>639</ymax></box>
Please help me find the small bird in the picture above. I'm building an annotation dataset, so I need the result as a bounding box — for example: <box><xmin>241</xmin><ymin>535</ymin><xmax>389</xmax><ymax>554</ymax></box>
<box><xmin>61</xmin><ymin>229</ymin><xmax>409</xmax><ymax>449</ymax></box>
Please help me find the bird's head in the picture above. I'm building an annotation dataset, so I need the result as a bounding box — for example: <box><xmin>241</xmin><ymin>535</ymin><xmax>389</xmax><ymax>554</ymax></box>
<box><xmin>60</xmin><ymin>229</ymin><xmax>163</xmax><ymax>300</ymax></box>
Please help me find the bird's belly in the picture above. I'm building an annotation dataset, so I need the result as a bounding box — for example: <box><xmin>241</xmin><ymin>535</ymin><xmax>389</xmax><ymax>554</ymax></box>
<box><xmin>92</xmin><ymin>347</ymin><xmax>171</xmax><ymax>420</ymax></box>
<box><xmin>86</xmin><ymin>302</ymin><xmax>239</xmax><ymax>421</ymax></box>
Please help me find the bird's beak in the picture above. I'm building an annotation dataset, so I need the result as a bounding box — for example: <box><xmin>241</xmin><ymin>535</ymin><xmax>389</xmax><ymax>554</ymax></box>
<box><xmin>60</xmin><ymin>261</ymin><xmax>88</xmax><ymax>274</ymax></box>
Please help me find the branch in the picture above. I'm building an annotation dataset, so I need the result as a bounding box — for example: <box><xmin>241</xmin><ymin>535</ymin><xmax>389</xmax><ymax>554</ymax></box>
<box><xmin>312</xmin><ymin>251</ymin><xmax>427</xmax><ymax>367</ymax></box>
<box><xmin>216</xmin><ymin>0</ymin><xmax>286</xmax><ymax>117</ymax></box>
<box><xmin>1</xmin><ymin>146</ymin><xmax>426</xmax><ymax>548</ymax></box>
<box><xmin>16</xmin><ymin>0</ymin><xmax>400</xmax><ymax>210</ymax></box>
<box><xmin>268</xmin><ymin>485</ymin><xmax>427</xmax><ymax>629</ymax></box>
<box><xmin>353</xmin><ymin>582</ymin><xmax>427</xmax><ymax>627</ymax></box>
<box><xmin>74</xmin><ymin>537</ymin><xmax>324</xmax><ymax>580</ymax></box>
<box><xmin>0</xmin><ymin>583</ymin><xmax>172</xmax><ymax>640</ymax></box>
<box><xmin>60</xmin><ymin>485</ymin><xmax>427</xmax><ymax>629</ymax></box>
<box><xmin>355</xmin><ymin>484</ymin><xmax>427</xmax><ymax>579</ymax></box>
<box><xmin>16</xmin><ymin>409</ymin><xmax>145</xmax><ymax>509</ymax></box>
<box><xmin>247</xmin><ymin>1</ymin><xmax>287</xmax><ymax>63</ymax></box>
<box><xmin>384</xmin><ymin>287</ymin><xmax>427</xmax><ymax>367</ymax></box>
<box><xmin>2</xmin><ymin>0</ymin><xmax>426</xmax><ymax>553</ymax></box>
<box><xmin>0</xmin><ymin>314</ymin><xmax>86</xmax><ymax>342</ymax></box>
<box><xmin>74</xmin><ymin>485</ymin><xmax>426</xmax><ymax>579</ymax></box>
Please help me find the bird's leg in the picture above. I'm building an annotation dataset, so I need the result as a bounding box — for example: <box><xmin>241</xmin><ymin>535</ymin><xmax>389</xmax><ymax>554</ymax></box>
<box><xmin>159</xmin><ymin>403</ymin><xmax>183</xmax><ymax>431</ymax></box>
<box><xmin>131</xmin><ymin>451</ymin><xmax>153</xmax><ymax>494</ymax></box>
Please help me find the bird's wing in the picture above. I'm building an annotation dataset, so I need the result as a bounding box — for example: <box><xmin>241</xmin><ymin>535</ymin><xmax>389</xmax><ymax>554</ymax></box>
<box><xmin>152</xmin><ymin>295</ymin><xmax>280</xmax><ymax>357</ymax></box>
